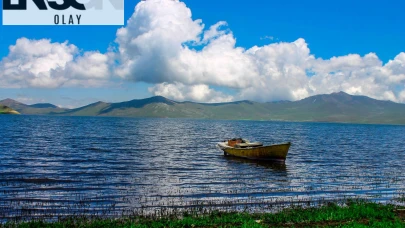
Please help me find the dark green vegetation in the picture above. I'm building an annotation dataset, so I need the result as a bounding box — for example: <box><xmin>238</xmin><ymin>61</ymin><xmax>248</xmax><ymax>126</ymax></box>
<box><xmin>2</xmin><ymin>92</ymin><xmax>405</xmax><ymax>124</ymax></box>
<box><xmin>3</xmin><ymin>201</ymin><xmax>405</xmax><ymax>227</ymax></box>
<box><xmin>0</xmin><ymin>105</ymin><xmax>20</xmax><ymax>114</ymax></box>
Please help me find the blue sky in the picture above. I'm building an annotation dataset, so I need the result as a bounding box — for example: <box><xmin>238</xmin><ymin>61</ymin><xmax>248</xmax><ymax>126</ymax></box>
<box><xmin>0</xmin><ymin>0</ymin><xmax>404</xmax><ymax>107</ymax></box>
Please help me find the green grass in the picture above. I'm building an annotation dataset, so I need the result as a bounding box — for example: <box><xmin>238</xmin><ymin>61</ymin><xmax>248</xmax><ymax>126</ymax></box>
<box><xmin>3</xmin><ymin>201</ymin><xmax>405</xmax><ymax>227</ymax></box>
<box><xmin>0</xmin><ymin>105</ymin><xmax>19</xmax><ymax>114</ymax></box>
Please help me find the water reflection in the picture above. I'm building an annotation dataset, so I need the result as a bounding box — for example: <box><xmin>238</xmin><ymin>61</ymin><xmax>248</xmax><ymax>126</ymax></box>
<box><xmin>224</xmin><ymin>156</ymin><xmax>288</xmax><ymax>173</ymax></box>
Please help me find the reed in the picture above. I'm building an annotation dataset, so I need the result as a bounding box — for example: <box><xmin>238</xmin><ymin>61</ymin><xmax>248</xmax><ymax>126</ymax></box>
<box><xmin>1</xmin><ymin>170</ymin><xmax>405</xmax><ymax>223</ymax></box>
<box><xmin>1</xmin><ymin>200</ymin><xmax>404</xmax><ymax>227</ymax></box>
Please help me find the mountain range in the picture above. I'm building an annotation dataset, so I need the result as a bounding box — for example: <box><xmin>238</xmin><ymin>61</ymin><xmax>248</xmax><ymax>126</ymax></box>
<box><xmin>1</xmin><ymin>92</ymin><xmax>405</xmax><ymax>125</ymax></box>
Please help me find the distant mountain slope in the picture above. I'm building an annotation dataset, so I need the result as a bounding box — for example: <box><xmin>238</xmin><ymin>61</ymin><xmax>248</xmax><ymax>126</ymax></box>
<box><xmin>2</xmin><ymin>92</ymin><xmax>405</xmax><ymax>124</ymax></box>
<box><xmin>0</xmin><ymin>105</ymin><xmax>20</xmax><ymax>114</ymax></box>
<box><xmin>61</xmin><ymin>96</ymin><xmax>273</xmax><ymax>119</ymax></box>
<box><xmin>61</xmin><ymin>101</ymin><xmax>110</xmax><ymax>116</ymax></box>
<box><xmin>29</xmin><ymin>103</ymin><xmax>58</xmax><ymax>108</ymax></box>
<box><xmin>0</xmin><ymin>99</ymin><xmax>68</xmax><ymax>115</ymax></box>
<box><xmin>263</xmin><ymin>92</ymin><xmax>405</xmax><ymax>124</ymax></box>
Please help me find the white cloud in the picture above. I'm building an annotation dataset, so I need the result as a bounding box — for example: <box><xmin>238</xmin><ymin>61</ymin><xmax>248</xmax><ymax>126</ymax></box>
<box><xmin>149</xmin><ymin>82</ymin><xmax>233</xmax><ymax>103</ymax></box>
<box><xmin>308</xmin><ymin>52</ymin><xmax>405</xmax><ymax>102</ymax></box>
<box><xmin>0</xmin><ymin>38</ymin><xmax>111</xmax><ymax>88</ymax></box>
<box><xmin>114</xmin><ymin>0</ymin><xmax>203</xmax><ymax>82</ymax></box>
<box><xmin>399</xmin><ymin>90</ymin><xmax>405</xmax><ymax>103</ymax></box>
<box><xmin>202</xmin><ymin>21</ymin><xmax>228</xmax><ymax>43</ymax></box>
<box><xmin>260</xmin><ymin>36</ymin><xmax>275</xmax><ymax>40</ymax></box>
<box><xmin>15</xmin><ymin>96</ymin><xmax>45</xmax><ymax>104</ymax></box>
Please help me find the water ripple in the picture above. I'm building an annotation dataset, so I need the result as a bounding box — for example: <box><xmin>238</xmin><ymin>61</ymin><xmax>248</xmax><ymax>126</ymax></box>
<box><xmin>0</xmin><ymin>115</ymin><xmax>405</xmax><ymax>220</ymax></box>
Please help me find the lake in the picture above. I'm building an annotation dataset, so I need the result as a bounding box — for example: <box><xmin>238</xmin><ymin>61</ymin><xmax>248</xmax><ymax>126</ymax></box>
<box><xmin>1</xmin><ymin>115</ymin><xmax>405</xmax><ymax>220</ymax></box>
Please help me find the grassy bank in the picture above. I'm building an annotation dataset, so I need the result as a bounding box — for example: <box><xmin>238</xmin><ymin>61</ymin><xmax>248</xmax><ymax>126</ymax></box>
<box><xmin>0</xmin><ymin>105</ymin><xmax>20</xmax><ymax>115</ymax></box>
<box><xmin>3</xmin><ymin>201</ymin><xmax>405</xmax><ymax>228</ymax></box>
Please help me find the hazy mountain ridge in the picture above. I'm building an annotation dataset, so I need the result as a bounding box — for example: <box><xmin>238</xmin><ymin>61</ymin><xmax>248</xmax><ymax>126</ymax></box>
<box><xmin>1</xmin><ymin>92</ymin><xmax>405</xmax><ymax>124</ymax></box>
<box><xmin>0</xmin><ymin>98</ymin><xmax>67</xmax><ymax>115</ymax></box>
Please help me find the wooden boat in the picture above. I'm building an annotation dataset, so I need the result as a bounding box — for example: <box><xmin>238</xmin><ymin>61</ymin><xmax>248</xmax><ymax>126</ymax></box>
<box><xmin>217</xmin><ymin>138</ymin><xmax>291</xmax><ymax>161</ymax></box>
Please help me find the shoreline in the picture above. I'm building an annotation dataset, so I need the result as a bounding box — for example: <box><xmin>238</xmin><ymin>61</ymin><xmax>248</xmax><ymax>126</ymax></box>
<box><xmin>1</xmin><ymin>114</ymin><xmax>405</xmax><ymax>126</ymax></box>
<box><xmin>3</xmin><ymin>201</ymin><xmax>405</xmax><ymax>227</ymax></box>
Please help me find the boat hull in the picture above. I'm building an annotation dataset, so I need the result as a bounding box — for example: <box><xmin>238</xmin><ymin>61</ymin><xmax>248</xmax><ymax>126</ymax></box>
<box><xmin>218</xmin><ymin>142</ymin><xmax>291</xmax><ymax>161</ymax></box>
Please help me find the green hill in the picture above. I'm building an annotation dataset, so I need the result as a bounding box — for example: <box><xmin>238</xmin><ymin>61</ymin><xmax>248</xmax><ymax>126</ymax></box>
<box><xmin>62</xmin><ymin>97</ymin><xmax>275</xmax><ymax>119</ymax></box>
<box><xmin>0</xmin><ymin>99</ymin><xmax>68</xmax><ymax>115</ymax></box>
<box><xmin>2</xmin><ymin>92</ymin><xmax>405</xmax><ymax>124</ymax></box>
<box><xmin>0</xmin><ymin>105</ymin><xmax>20</xmax><ymax>115</ymax></box>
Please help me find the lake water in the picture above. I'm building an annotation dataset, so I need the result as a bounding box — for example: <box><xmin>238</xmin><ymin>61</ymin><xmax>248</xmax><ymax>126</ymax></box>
<box><xmin>1</xmin><ymin>115</ymin><xmax>405</xmax><ymax>220</ymax></box>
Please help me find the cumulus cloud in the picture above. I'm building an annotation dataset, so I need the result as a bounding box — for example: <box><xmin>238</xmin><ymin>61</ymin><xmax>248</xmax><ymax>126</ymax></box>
<box><xmin>112</xmin><ymin>0</ymin><xmax>405</xmax><ymax>103</ymax></box>
<box><xmin>0</xmin><ymin>38</ymin><xmax>111</xmax><ymax>88</ymax></box>
<box><xmin>1</xmin><ymin>0</ymin><xmax>404</xmax><ymax>103</ymax></box>
<box><xmin>113</xmin><ymin>0</ymin><xmax>203</xmax><ymax>82</ymax></box>
<box><xmin>149</xmin><ymin>82</ymin><xmax>233</xmax><ymax>103</ymax></box>
<box><xmin>308</xmin><ymin>52</ymin><xmax>405</xmax><ymax>102</ymax></box>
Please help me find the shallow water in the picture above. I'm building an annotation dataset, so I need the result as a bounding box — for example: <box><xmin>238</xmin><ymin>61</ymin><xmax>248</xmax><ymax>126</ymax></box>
<box><xmin>0</xmin><ymin>115</ymin><xmax>404</xmax><ymax>220</ymax></box>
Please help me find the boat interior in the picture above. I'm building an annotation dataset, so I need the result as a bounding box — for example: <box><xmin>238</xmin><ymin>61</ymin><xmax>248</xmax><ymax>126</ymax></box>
<box><xmin>227</xmin><ymin>138</ymin><xmax>263</xmax><ymax>148</ymax></box>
